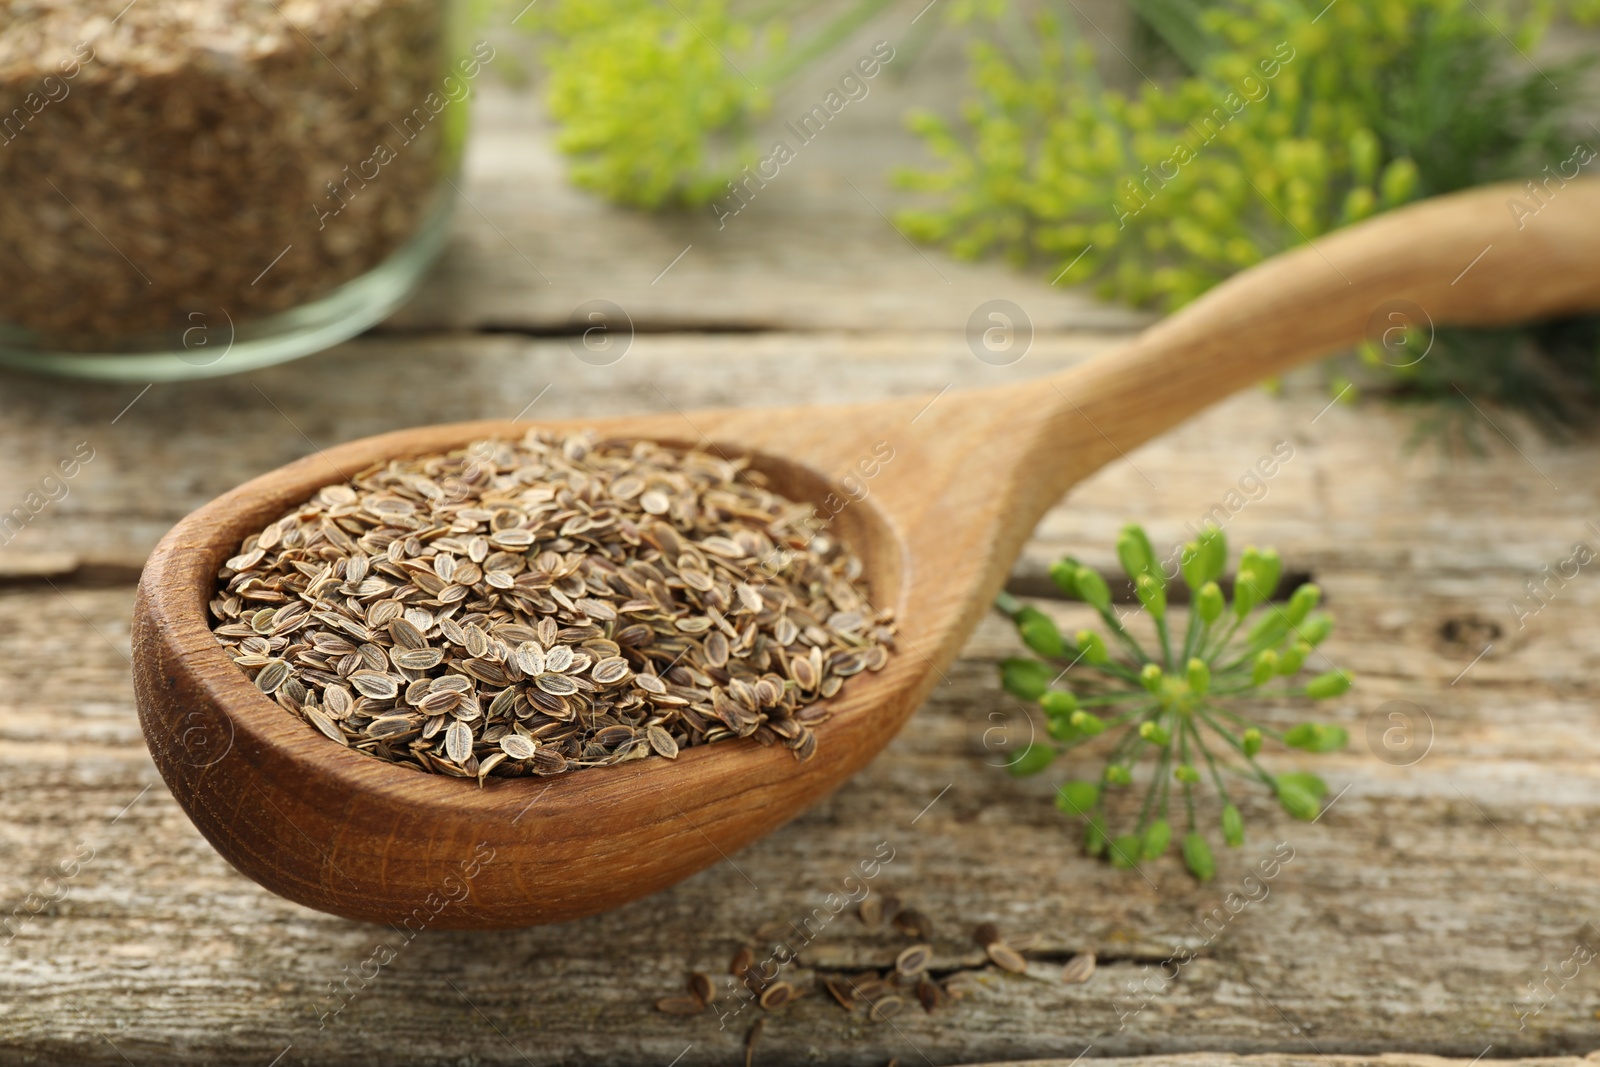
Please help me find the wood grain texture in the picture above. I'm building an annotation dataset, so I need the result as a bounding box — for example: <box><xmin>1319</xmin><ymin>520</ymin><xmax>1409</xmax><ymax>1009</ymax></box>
<box><xmin>128</xmin><ymin>179</ymin><xmax>1600</xmax><ymax>929</ymax></box>
<box><xmin>8</xmin><ymin>359</ymin><xmax>1600</xmax><ymax>1062</ymax></box>
<box><xmin>5</xmin><ymin>24</ymin><xmax>1600</xmax><ymax>1052</ymax></box>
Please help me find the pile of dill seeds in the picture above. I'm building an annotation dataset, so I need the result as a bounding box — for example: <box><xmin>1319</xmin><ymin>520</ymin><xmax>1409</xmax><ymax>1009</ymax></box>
<box><xmin>0</xmin><ymin>0</ymin><xmax>449</xmax><ymax>346</ymax></box>
<box><xmin>209</xmin><ymin>432</ymin><xmax>894</xmax><ymax>781</ymax></box>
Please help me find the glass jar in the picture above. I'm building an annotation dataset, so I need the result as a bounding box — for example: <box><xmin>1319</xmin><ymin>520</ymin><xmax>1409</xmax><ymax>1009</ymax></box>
<box><xmin>0</xmin><ymin>0</ymin><xmax>478</xmax><ymax>380</ymax></box>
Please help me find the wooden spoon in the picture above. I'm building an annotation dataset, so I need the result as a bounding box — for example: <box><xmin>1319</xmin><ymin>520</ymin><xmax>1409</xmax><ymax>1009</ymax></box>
<box><xmin>134</xmin><ymin>180</ymin><xmax>1600</xmax><ymax>928</ymax></box>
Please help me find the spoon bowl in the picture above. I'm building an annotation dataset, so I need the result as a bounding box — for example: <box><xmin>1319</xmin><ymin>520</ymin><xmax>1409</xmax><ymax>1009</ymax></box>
<box><xmin>135</xmin><ymin>180</ymin><xmax>1600</xmax><ymax>927</ymax></box>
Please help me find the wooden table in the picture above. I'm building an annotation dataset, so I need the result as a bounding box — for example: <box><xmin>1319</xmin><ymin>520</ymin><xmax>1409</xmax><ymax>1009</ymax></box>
<box><xmin>4</xmin><ymin>26</ymin><xmax>1600</xmax><ymax>1066</ymax></box>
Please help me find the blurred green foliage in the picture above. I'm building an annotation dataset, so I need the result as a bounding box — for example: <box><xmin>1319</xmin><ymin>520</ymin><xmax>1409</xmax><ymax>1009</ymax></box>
<box><xmin>895</xmin><ymin>0</ymin><xmax>1591</xmax><ymax>306</ymax></box>
<box><xmin>520</xmin><ymin>0</ymin><xmax>773</xmax><ymax>207</ymax></box>
<box><xmin>892</xmin><ymin>0</ymin><xmax>1600</xmax><ymax>435</ymax></box>
<box><xmin>517</xmin><ymin>0</ymin><xmax>1600</xmax><ymax>436</ymax></box>
<box><xmin>518</xmin><ymin>0</ymin><xmax>895</xmax><ymax>207</ymax></box>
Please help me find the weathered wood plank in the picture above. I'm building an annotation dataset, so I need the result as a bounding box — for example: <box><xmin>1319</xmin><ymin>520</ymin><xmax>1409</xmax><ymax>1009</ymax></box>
<box><xmin>967</xmin><ymin>1061</ymin><xmax>1591</xmax><ymax>1067</ymax></box>
<box><xmin>4</xmin><ymin>334</ymin><xmax>1600</xmax><ymax>1062</ymax></box>
<box><xmin>0</xmin><ymin>331</ymin><xmax>1123</xmax><ymax>576</ymax></box>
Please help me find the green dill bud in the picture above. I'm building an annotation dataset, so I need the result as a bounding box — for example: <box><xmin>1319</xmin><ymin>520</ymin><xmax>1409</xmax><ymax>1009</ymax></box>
<box><xmin>1109</xmin><ymin>834</ymin><xmax>1142</xmax><ymax>869</ymax></box>
<box><xmin>1249</xmin><ymin>547</ymin><xmax>1282</xmax><ymax>599</ymax></box>
<box><xmin>1117</xmin><ymin>524</ymin><xmax>1157</xmax><ymax>582</ymax></box>
<box><xmin>1139</xmin><ymin>663</ymin><xmax>1164</xmax><ymax>693</ymax></box>
<box><xmin>1139</xmin><ymin>720</ymin><xmax>1170</xmax><ymax>745</ymax></box>
<box><xmin>1196</xmin><ymin>580</ymin><xmax>1224</xmax><ymax>622</ymax></box>
<box><xmin>1074</xmin><ymin>629</ymin><xmax>1108</xmax><ymax>665</ymax></box>
<box><xmin>1074</xmin><ymin>566</ymin><xmax>1111</xmax><ymax>611</ymax></box>
<box><xmin>1135</xmin><ymin>573</ymin><xmax>1166</xmax><ymax>621</ymax></box>
<box><xmin>1275</xmin><ymin>777</ymin><xmax>1322</xmax><ymax>821</ymax></box>
<box><xmin>1186</xmin><ymin>657</ymin><xmax>1210</xmax><ymax>695</ymax></box>
<box><xmin>1305</xmin><ymin>670</ymin><xmax>1352</xmax><ymax>699</ymax></box>
<box><xmin>1055</xmin><ymin>780</ymin><xmax>1100</xmax><ymax>816</ymax></box>
<box><xmin>1084</xmin><ymin>812</ymin><xmax>1109</xmax><ymax>856</ymax></box>
<box><xmin>1174</xmin><ymin>763</ymin><xmax>1200</xmax><ymax>783</ymax></box>
<box><xmin>1349</xmin><ymin>127</ymin><xmax>1380</xmax><ymax>185</ymax></box>
<box><xmin>1040</xmin><ymin>690</ymin><xmax>1079</xmax><ymax>717</ymax></box>
<box><xmin>1221</xmin><ymin>803</ymin><xmax>1244</xmax><ymax>847</ymax></box>
<box><xmin>1180</xmin><ymin>540</ymin><xmax>1208</xmax><ymax>592</ymax></box>
<box><xmin>1048</xmin><ymin>557</ymin><xmax>1082</xmax><ymax>598</ymax></box>
<box><xmin>1018</xmin><ymin>612</ymin><xmax>1066</xmax><ymax>658</ymax></box>
<box><xmin>1279</xmin><ymin>771</ymin><xmax>1328</xmax><ymax>797</ymax></box>
<box><xmin>1000</xmin><ymin>658</ymin><xmax>1052</xmax><ymax>700</ymax></box>
<box><xmin>1284</xmin><ymin>722</ymin><xmax>1349</xmax><ymax>752</ymax></box>
<box><xmin>1197</xmin><ymin>525</ymin><xmax>1226</xmax><ymax>584</ymax></box>
<box><xmin>1233</xmin><ymin>569</ymin><xmax>1261</xmax><ymax>618</ymax></box>
<box><xmin>1069</xmin><ymin>709</ymin><xmax>1107</xmax><ymax>736</ymax></box>
<box><xmin>1045</xmin><ymin>717</ymin><xmax>1082</xmax><ymax>743</ymax></box>
<box><xmin>1104</xmin><ymin>763</ymin><xmax>1133</xmax><ymax>786</ymax></box>
<box><xmin>1299</xmin><ymin>613</ymin><xmax>1334</xmax><ymax>646</ymax></box>
<box><xmin>1379</xmin><ymin>156</ymin><xmax>1420</xmax><ymax>206</ymax></box>
<box><xmin>1141</xmin><ymin>818</ymin><xmax>1172</xmax><ymax>859</ymax></box>
<box><xmin>1242</xmin><ymin>727</ymin><xmax>1262</xmax><ymax>757</ymax></box>
<box><xmin>1277</xmin><ymin>641</ymin><xmax>1309</xmax><ymax>676</ymax></box>
<box><xmin>1008</xmin><ymin>742</ymin><xmax>1057</xmax><ymax>777</ymax></box>
<box><xmin>1182</xmin><ymin>832</ymin><xmax>1215</xmax><ymax>881</ymax></box>
<box><xmin>1251</xmin><ymin>649</ymin><xmax>1278</xmax><ymax>686</ymax></box>
<box><xmin>1286</xmin><ymin>583</ymin><xmax>1321</xmax><ymax>625</ymax></box>
<box><xmin>1248</xmin><ymin>610</ymin><xmax>1288</xmax><ymax>648</ymax></box>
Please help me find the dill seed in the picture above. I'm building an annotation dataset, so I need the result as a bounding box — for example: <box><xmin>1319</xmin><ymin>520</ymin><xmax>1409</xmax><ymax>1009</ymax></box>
<box><xmin>823</xmin><ymin>978</ymin><xmax>855</xmax><ymax>1012</ymax></box>
<box><xmin>868</xmin><ymin>996</ymin><xmax>905</xmax><ymax>1023</ymax></box>
<box><xmin>849</xmin><ymin>975</ymin><xmax>888</xmax><ymax>1001</ymax></box>
<box><xmin>655</xmin><ymin>996</ymin><xmax>704</xmax><ymax>1016</ymax></box>
<box><xmin>985</xmin><ymin>941</ymin><xmax>1028</xmax><ymax>974</ymax></box>
<box><xmin>758</xmin><ymin>981</ymin><xmax>797</xmax><ymax>1010</ymax></box>
<box><xmin>894</xmin><ymin>944</ymin><xmax>932</xmax><ymax>978</ymax></box>
<box><xmin>893</xmin><ymin>908</ymin><xmax>933</xmax><ymax>940</ymax></box>
<box><xmin>744</xmin><ymin>1018</ymin><xmax>764</xmax><ymax>1067</ymax></box>
<box><xmin>1061</xmin><ymin>952</ymin><xmax>1097</xmax><ymax>984</ymax></box>
<box><xmin>209</xmin><ymin>431</ymin><xmax>895</xmax><ymax>781</ymax></box>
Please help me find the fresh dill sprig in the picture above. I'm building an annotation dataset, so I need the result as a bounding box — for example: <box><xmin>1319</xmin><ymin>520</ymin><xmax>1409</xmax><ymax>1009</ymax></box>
<box><xmin>995</xmin><ymin>523</ymin><xmax>1350</xmax><ymax>881</ymax></box>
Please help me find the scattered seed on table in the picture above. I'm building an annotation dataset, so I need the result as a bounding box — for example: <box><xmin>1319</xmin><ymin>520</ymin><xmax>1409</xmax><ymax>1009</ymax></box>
<box><xmin>869</xmin><ymin>995</ymin><xmax>905</xmax><ymax>1023</ymax></box>
<box><xmin>744</xmin><ymin>1018</ymin><xmax>764</xmax><ymax>1067</ymax></box>
<box><xmin>1061</xmin><ymin>952</ymin><xmax>1097</xmax><ymax>984</ymax></box>
<box><xmin>986</xmin><ymin>941</ymin><xmax>1028</xmax><ymax>974</ymax></box>
<box><xmin>971</xmin><ymin>921</ymin><xmax>1001</xmax><ymax>948</ymax></box>
<box><xmin>730</xmin><ymin>947</ymin><xmax>753</xmax><ymax>977</ymax></box>
<box><xmin>894</xmin><ymin>944</ymin><xmax>932</xmax><ymax>978</ymax></box>
<box><xmin>849</xmin><ymin>975</ymin><xmax>888</xmax><ymax>1001</ymax></box>
<box><xmin>759</xmin><ymin>981</ymin><xmax>797</xmax><ymax>1010</ymax></box>
<box><xmin>655</xmin><ymin>996</ymin><xmax>704</xmax><ymax>1016</ymax></box>
<box><xmin>688</xmin><ymin>972</ymin><xmax>714</xmax><ymax>1006</ymax></box>
<box><xmin>823</xmin><ymin>977</ymin><xmax>856</xmax><ymax>1012</ymax></box>
<box><xmin>916</xmin><ymin>977</ymin><xmax>942</xmax><ymax>1012</ymax></box>
<box><xmin>893</xmin><ymin>908</ymin><xmax>933</xmax><ymax>940</ymax></box>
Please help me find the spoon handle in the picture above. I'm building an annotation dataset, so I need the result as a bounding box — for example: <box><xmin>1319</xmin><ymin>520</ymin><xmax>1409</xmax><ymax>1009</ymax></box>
<box><xmin>1016</xmin><ymin>177</ymin><xmax>1600</xmax><ymax>510</ymax></box>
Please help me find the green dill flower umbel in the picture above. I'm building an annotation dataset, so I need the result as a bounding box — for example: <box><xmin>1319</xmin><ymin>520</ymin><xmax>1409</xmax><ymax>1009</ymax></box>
<box><xmin>996</xmin><ymin>523</ymin><xmax>1350</xmax><ymax>881</ymax></box>
<box><xmin>896</xmin><ymin>0</ymin><xmax>1592</xmax><ymax>312</ymax></box>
